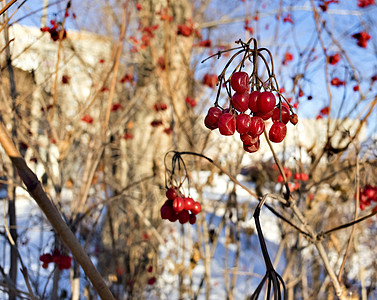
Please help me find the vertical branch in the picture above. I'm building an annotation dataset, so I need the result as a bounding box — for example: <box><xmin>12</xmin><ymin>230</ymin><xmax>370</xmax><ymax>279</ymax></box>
<box><xmin>337</xmin><ymin>148</ymin><xmax>359</xmax><ymax>281</ymax></box>
<box><xmin>2</xmin><ymin>3</ymin><xmax>18</xmax><ymax>298</ymax></box>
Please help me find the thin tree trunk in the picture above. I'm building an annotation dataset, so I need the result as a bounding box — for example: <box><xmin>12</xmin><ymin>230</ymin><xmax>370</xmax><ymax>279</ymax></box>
<box><xmin>3</xmin><ymin>2</ymin><xmax>18</xmax><ymax>298</ymax></box>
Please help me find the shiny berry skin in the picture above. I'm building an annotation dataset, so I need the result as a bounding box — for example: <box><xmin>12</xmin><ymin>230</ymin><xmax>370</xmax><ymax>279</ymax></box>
<box><xmin>240</xmin><ymin>134</ymin><xmax>258</xmax><ymax>145</ymax></box>
<box><xmin>184</xmin><ymin>197</ymin><xmax>194</xmax><ymax>210</ymax></box>
<box><xmin>166</xmin><ymin>188</ymin><xmax>178</xmax><ymax>200</ymax></box>
<box><xmin>191</xmin><ymin>202</ymin><xmax>202</xmax><ymax>215</ymax></box>
<box><xmin>232</xmin><ymin>92</ymin><xmax>249</xmax><ymax>112</ymax></box>
<box><xmin>272</xmin><ymin>106</ymin><xmax>290</xmax><ymax>124</ymax></box>
<box><xmin>257</xmin><ymin>91</ymin><xmax>276</xmax><ymax>113</ymax></box>
<box><xmin>204</xmin><ymin>107</ymin><xmax>222</xmax><ymax>130</ymax></box>
<box><xmin>218</xmin><ymin>113</ymin><xmax>236</xmax><ymax>136</ymax></box>
<box><xmin>230</xmin><ymin>72</ymin><xmax>249</xmax><ymax>93</ymax></box>
<box><xmin>173</xmin><ymin>197</ymin><xmax>185</xmax><ymax>212</ymax></box>
<box><xmin>254</xmin><ymin>110</ymin><xmax>273</xmax><ymax>120</ymax></box>
<box><xmin>290</xmin><ymin>113</ymin><xmax>298</xmax><ymax>125</ymax></box>
<box><xmin>243</xmin><ymin>140</ymin><xmax>260</xmax><ymax>153</ymax></box>
<box><xmin>269</xmin><ymin>122</ymin><xmax>287</xmax><ymax>143</ymax></box>
<box><xmin>236</xmin><ymin>114</ymin><xmax>251</xmax><ymax>134</ymax></box>
<box><xmin>178</xmin><ymin>210</ymin><xmax>190</xmax><ymax>224</ymax></box>
<box><xmin>248</xmin><ymin>116</ymin><xmax>265</xmax><ymax>137</ymax></box>
<box><xmin>249</xmin><ymin>91</ymin><xmax>260</xmax><ymax>112</ymax></box>
<box><xmin>189</xmin><ymin>214</ymin><xmax>196</xmax><ymax>224</ymax></box>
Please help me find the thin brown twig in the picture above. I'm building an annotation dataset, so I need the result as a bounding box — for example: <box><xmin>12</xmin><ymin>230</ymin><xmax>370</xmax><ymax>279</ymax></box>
<box><xmin>337</xmin><ymin>148</ymin><xmax>359</xmax><ymax>282</ymax></box>
<box><xmin>0</xmin><ymin>0</ymin><xmax>17</xmax><ymax>17</ymax></box>
<box><xmin>0</xmin><ymin>122</ymin><xmax>114</xmax><ymax>300</ymax></box>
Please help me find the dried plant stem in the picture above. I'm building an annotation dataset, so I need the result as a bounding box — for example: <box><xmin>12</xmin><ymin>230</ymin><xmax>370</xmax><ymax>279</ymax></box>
<box><xmin>337</xmin><ymin>152</ymin><xmax>359</xmax><ymax>281</ymax></box>
<box><xmin>0</xmin><ymin>0</ymin><xmax>17</xmax><ymax>17</ymax></box>
<box><xmin>0</xmin><ymin>122</ymin><xmax>114</xmax><ymax>300</ymax></box>
<box><xmin>264</xmin><ymin>132</ymin><xmax>347</xmax><ymax>299</ymax></box>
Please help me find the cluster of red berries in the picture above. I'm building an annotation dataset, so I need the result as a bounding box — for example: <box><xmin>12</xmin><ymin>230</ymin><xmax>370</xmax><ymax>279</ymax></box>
<box><xmin>204</xmin><ymin>71</ymin><xmax>297</xmax><ymax>153</ymax></box>
<box><xmin>40</xmin><ymin>249</ymin><xmax>72</xmax><ymax>270</ymax></box>
<box><xmin>160</xmin><ymin>187</ymin><xmax>202</xmax><ymax>224</ymax></box>
<box><xmin>358</xmin><ymin>185</ymin><xmax>377</xmax><ymax>210</ymax></box>
<box><xmin>40</xmin><ymin>20</ymin><xmax>67</xmax><ymax>42</ymax></box>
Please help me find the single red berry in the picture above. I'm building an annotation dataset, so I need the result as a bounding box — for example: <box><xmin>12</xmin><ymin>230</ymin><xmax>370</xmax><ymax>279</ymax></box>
<box><xmin>240</xmin><ymin>134</ymin><xmax>258</xmax><ymax>145</ymax></box>
<box><xmin>218</xmin><ymin>113</ymin><xmax>236</xmax><ymax>136</ymax></box>
<box><xmin>204</xmin><ymin>107</ymin><xmax>222</xmax><ymax>130</ymax></box>
<box><xmin>178</xmin><ymin>210</ymin><xmax>190</xmax><ymax>224</ymax></box>
<box><xmin>166</xmin><ymin>188</ymin><xmax>178</xmax><ymax>200</ymax></box>
<box><xmin>300</xmin><ymin>173</ymin><xmax>309</xmax><ymax>181</ymax></box>
<box><xmin>236</xmin><ymin>114</ymin><xmax>251</xmax><ymax>134</ymax></box>
<box><xmin>254</xmin><ymin>109</ymin><xmax>273</xmax><ymax>120</ymax></box>
<box><xmin>232</xmin><ymin>92</ymin><xmax>250</xmax><ymax>112</ymax></box>
<box><xmin>249</xmin><ymin>91</ymin><xmax>260</xmax><ymax>112</ymax></box>
<box><xmin>189</xmin><ymin>214</ymin><xmax>196</xmax><ymax>224</ymax></box>
<box><xmin>230</xmin><ymin>72</ymin><xmax>249</xmax><ymax>93</ymax></box>
<box><xmin>290</xmin><ymin>114</ymin><xmax>298</xmax><ymax>125</ymax></box>
<box><xmin>257</xmin><ymin>91</ymin><xmax>276</xmax><ymax>113</ymax></box>
<box><xmin>248</xmin><ymin>116</ymin><xmax>265</xmax><ymax>137</ymax></box>
<box><xmin>269</xmin><ymin>122</ymin><xmax>287</xmax><ymax>143</ymax></box>
<box><xmin>184</xmin><ymin>197</ymin><xmax>194</xmax><ymax>210</ymax></box>
<box><xmin>191</xmin><ymin>202</ymin><xmax>202</xmax><ymax>215</ymax></box>
<box><xmin>147</xmin><ymin>277</ymin><xmax>156</xmax><ymax>285</ymax></box>
<box><xmin>294</xmin><ymin>173</ymin><xmax>301</xmax><ymax>180</ymax></box>
<box><xmin>173</xmin><ymin>197</ymin><xmax>185</xmax><ymax>212</ymax></box>
<box><xmin>243</xmin><ymin>140</ymin><xmax>260</xmax><ymax>153</ymax></box>
<box><xmin>42</xmin><ymin>262</ymin><xmax>49</xmax><ymax>269</ymax></box>
<box><xmin>168</xmin><ymin>212</ymin><xmax>179</xmax><ymax>222</ymax></box>
<box><xmin>160</xmin><ymin>204</ymin><xmax>174</xmax><ymax>219</ymax></box>
<box><xmin>277</xmin><ymin>174</ymin><xmax>283</xmax><ymax>182</ymax></box>
<box><xmin>272</xmin><ymin>106</ymin><xmax>290</xmax><ymax>124</ymax></box>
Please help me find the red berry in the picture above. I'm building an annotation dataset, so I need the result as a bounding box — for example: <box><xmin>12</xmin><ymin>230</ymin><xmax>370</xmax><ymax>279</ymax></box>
<box><xmin>230</xmin><ymin>72</ymin><xmax>249</xmax><ymax>93</ymax></box>
<box><xmin>232</xmin><ymin>92</ymin><xmax>249</xmax><ymax>112</ymax></box>
<box><xmin>277</xmin><ymin>174</ymin><xmax>283</xmax><ymax>182</ymax></box>
<box><xmin>257</xmin><ymin>91</ymin><xmax>276</xmax><ymax>113</ymax></box>
<box><xmin>272</xmin><ymin>106</ymin><xmax>290</xmax><ymax>124</ymax></box>
<box><xmin>173</xmin><ymin>197</ymin><xmax>185</xmax><ymax>212</ymax></box>
<box><xmin>218</xmin><ymin>113</ymin><xmax>236</xmax><ymax>136</ymax></box>
<box><xmin>160</xmin><ymin>204</ymin><xmax>174</xmax><ymax>219</ymax></box>
<box><xmin>240</xmin><ymin>134</ymin><xmax>258</xmax><ymax>145</ymax></box>
<box><xmin>178</xmin><ymin>210</ymin><xmax>190</xmax><ymax>224</ymax></box>
<box><xmin>290</xmin><ymin>114</ymin><xmax>298</xmax><ymax>125</ymax></box>
<box><xmin>166</xmin><ymin>188</ymin><xmax>178</xmax><ymax>200</ymax></box>
<box><xmin>184</xmin><ymin>197</ymin><xmax>194</xmax><ymax>210</ymax></box>
<box><xmin>248</xmin><ymin>116</ymin><xmax>265</xmax><ymax>137</ymax></box>
<box><xmin>294</xmin><ymin>173</ymin><xmax>301</xmax><ymax>180</ymax></box>
<box><xmin>300</xmin><ymin>173</ymin><xmax>309</xmax><ymax>181</ymax></box>
<box><xmin>42</xmin><ymin>262</ymin><xmax>49</xmax><ymax>269</ymax></box>
<box><xmin>204</xmin><ymin>107</ymin><xmax>222</xmax><ymax>130</ymax></box>
<box><xmin>191</xmin><ymin>202</ymin><xmax>202</xmax><ymax>215</ymax></box>
<box><xmin>243</xmin><ymin>140</ymin><xmax>260</xmax><ymax>153</ymax></box>
<box><xmin>249</xmin><ymin>91</ymin><xmax>260</xmax><ymax>112</ymax></box>
<box><xmin>254</xmin><ymin>109</ymin><xmax>273</xmax><ymax>120</ymax></box>
<box><xmin>236</xmin><ymin>114</ymin><xmax>251</xmax><ymax>134</ymax></box>
<box><xmin>168</xmin><ymin>212</ymin><xmax>179</xmax><ymax>222</ymax></box>
<box><xmin>189</xmin><ymin>214</ymin><xmax>196</xmax><ymax>224</ymax></box>
<box><xmin>269</xmin><ymin>122</ymin><xmax>287</xmax><ymax>143</ymax></box>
